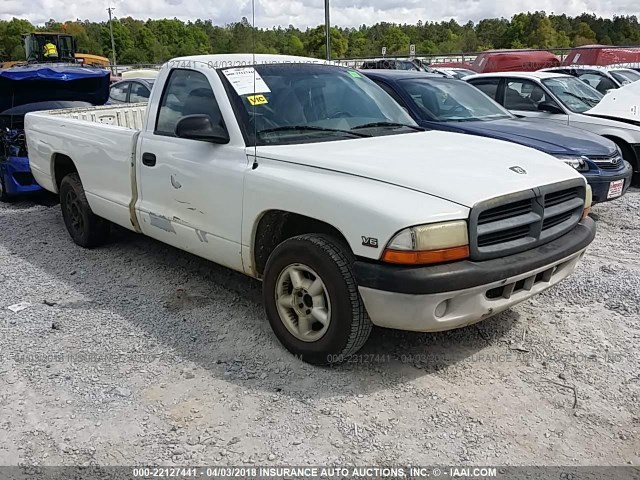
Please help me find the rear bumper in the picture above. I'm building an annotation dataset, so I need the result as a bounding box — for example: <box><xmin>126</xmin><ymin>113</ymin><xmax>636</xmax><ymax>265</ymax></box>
<box><xmin>354</xmin><ymin>218</ymin><xmax>595</xmax><ymax>332</ymax></box>
<box><xmin>1</xmin><ymin>156</ymin><xmax>42</xmax><ymax>195</ymax></box>
<box><xmin>584</xmin><ymin>161</ymin><xmax>633</xmax><ymax>203</ymax></box>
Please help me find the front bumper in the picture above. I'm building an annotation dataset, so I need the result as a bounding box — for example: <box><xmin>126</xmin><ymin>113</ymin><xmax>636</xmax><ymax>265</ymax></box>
<box><xmin>584</xmin><ymin>161</ymin><xmax>633</xmax><ymax>203</ymax></box>
<box><xmin>354</xmin><ymin>218</ymin><xmax>595</xmax><ymax>332</ymax></box>
<box><xmin>1</xmin><ymin>156</ymin><xmax>42</xmax><ymax>196</ymax></box>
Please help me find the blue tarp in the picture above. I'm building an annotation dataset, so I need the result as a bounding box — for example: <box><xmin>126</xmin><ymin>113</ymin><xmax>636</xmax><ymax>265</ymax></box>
<box><xmin>0</xmin><ymin>64</ymin><xmax>110</xmax><ymax>111</ymax></box>
<box><xmin>0</xmin><ymin>65</ymin><xmax>109</xmax><ymax>81</ymax></box>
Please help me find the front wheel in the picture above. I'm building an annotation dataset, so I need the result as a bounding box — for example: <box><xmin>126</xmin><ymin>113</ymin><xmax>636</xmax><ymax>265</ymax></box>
<box><xmin>59</xmin><ymin>173</ymin><xmax>110</xmax><ymax>248</ymax></box>
<box><xmin>262</xmin><ymin>234</ymin><xmax>372</xmax><ymax>365</ymax></box>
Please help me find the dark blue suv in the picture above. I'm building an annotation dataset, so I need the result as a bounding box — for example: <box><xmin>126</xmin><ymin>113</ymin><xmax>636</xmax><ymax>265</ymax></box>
<box><xmin>363</xmin><ymin>70</ymin><xmax>632</xmax><ymax>203</ymax></box>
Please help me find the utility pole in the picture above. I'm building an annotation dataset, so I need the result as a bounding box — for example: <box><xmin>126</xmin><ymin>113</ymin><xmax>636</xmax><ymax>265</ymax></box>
<box><xmin>324</xmin><ymin>0</ymin><xmax>331</xmax><ymax>60</ymax></box>
<box><xmin>107</xmin><ymin>7</ymin><xmax>117</xmax><ymax>70</ymax></box>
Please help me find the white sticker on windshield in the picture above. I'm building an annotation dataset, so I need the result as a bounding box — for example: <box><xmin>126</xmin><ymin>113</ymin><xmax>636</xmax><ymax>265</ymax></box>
<box><xmin>222</xmin><ymin>67</ymin><xmax>271</xmax><ymax>96</ymax></box>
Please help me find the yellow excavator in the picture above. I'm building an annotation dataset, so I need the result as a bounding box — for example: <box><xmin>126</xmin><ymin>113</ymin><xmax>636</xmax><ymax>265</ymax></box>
<box><xmin>0</xmin><ymin>32</ymin><xmax>110</xmax><ymax>69</ymax></box>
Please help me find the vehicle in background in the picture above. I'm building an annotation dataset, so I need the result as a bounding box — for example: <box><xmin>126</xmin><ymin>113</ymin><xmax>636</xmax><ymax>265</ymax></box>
<box><xmin>0</xmin><ymin>33</ymin><xmax>110</xmax><ymax>71</ymax></box>
<box><xmin>109</xmin><ymin>78</ymin><xmax>156</xmax><ymax>104</ymax></box>
<box><xmin>25</xmin><ymin>54</ymin><xmax>596</xmax><ymax>363</ymax></box>
<box><xmin>466</xmin><ymin>71</ymin><xmax>640</xmax><ymax>187</ymax></box>
<box><xmin>363</xmin><ymin>70</ymin><xmax>631</xmax><ymax>203</ymax></box>
<box><xmin>1</xmin><ymin>100</ymin><xmax>92</xmax><ymax>200</ymax></box>
<box><xmin>428</xmin><ymin>61</ymin><xmax>474</xmax><ymax>70</ymax></box>
<box><xmin>360</xmin><ymin>59</ymin><xmax>437</xmax><ymax>73</ymax></box>
<box><xmin>121</xmin><ymin>69</ymin><xmax>159</xmax><ymax>80</ymax></box>
<box><xmin>430</xmin><ymin>67</ymin><xmax>476</xmax><ymax>79</ymax></box>
<box><xmin>563</xmin><ymin>45</ymin><xmax>640</xmax><ymax>68</ymax></box>
<box><xmin>75</xmin><ymin>53</ymin><xmax>111</xmax><ymax>68</ymax></box>
<box><xmin>0</xmin><ymin>64</ymin><xmax>110</xmax><ymax>200</ymax></box>
<box><xmin>471</xmin><ymin>50</ymin><xmax>560</xmax><ymax>73</ymax></box>
<box><xmin>540</xmin><ymin>66</ymin><xmax>640</xmax><ymax>93</ymax></box>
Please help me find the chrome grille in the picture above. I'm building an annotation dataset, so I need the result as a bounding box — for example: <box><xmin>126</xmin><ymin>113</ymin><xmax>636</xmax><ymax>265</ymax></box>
<box><xmin>469</xmin><ymin>180</ymin><xmax>585</xmax><ymax>261</ymax></box>
<box><xmin>587</xmin><ymin>153</ymin><xmax>624</xmax><ymax>171</ymax></box>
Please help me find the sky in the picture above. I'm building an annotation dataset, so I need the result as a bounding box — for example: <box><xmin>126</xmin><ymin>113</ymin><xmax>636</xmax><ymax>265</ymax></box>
<box><xmin>2</xmin><ymin>0</ymin><xmax>639</xmax><ymax>27</ymax></box>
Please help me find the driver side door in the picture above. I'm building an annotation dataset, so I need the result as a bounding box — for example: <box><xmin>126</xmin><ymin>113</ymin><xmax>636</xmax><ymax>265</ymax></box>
<box><xmin>136</xmin><ymin>68</ymin><xmax>248</xmax><ymax>272</ymax></box>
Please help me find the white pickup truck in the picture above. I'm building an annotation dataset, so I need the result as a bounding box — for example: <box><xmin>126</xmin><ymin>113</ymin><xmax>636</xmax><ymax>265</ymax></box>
<box><xmin>26</xmin><ymin>54</ymin><xmax>596</xmax><ymax>364</ymax></box>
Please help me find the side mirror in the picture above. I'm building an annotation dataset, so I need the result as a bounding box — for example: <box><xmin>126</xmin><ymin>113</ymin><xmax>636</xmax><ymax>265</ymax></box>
<box><xmin>175</xmin><ymin>115</ymin><xmax>229</xmax><ymax>144</ymax></box>
<box><xmin>537</xmin><ymin>102</ymin><xmax>564</xmax><ymax>114</ymax></box>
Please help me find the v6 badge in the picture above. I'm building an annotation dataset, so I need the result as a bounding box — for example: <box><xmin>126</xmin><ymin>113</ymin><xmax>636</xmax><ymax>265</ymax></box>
<box><xmin>361</xmin><ymin>236</ymin><xmax>379</xmax><ymax>248</ymax></box>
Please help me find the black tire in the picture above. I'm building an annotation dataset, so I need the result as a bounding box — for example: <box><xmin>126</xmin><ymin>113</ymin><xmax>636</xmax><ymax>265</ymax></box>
<box><xmin>0</xmin><ymin>173</ymin><xmax>12</xmax><ymax>203</ymax></box>
<box><xmin>59</xmin><ymin>173</ymin><xmax>110</xmax><ymax>248</ymax></box>
<box><xmin>614</xmin><ymin>141</ymin><xmax>639</xmax><ymax>187</ymax></box>
<box><xmin>262</xmin><ymin>234</ymin><xmax>372</xmax><ymax>365</ymax></box>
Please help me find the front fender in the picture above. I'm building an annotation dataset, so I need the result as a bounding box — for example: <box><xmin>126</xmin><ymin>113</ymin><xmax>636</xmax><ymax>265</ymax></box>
<box><xmin>242</xmin><ymin>158</ymin><xmax>469</xmax><ymax>261</ymax></box>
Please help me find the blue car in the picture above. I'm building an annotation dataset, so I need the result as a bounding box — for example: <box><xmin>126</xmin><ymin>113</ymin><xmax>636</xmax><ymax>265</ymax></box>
<box><xmin>362</xmin><ymin>70</ymin><xmax>632</xmax><ymax>203</ymax></box>
<box><xmin>0</xmin><ymin>101</ymin><xmax>94</xmax><ymax>201</ymax></box>
<box><xmin>0</xmin><ymin>65</ymin><xmax>110</xmax><ymax>201</ymax></box>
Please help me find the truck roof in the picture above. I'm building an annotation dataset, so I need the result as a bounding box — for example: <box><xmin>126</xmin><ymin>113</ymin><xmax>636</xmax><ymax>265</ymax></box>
<box><xmin>167</xmin><ymin>54</ymin><xmax>333</xmax><ymax>69</ymax></box>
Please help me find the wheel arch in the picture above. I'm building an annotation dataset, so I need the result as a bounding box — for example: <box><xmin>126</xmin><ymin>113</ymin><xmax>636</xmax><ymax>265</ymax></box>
<box><xmin>52</xmin><ymin>153</ymin><xmax>79</xmax><ymax>191</ymax></box>
<box><xmin>251</xmin><ymin>210</ymin><xmax>351</xmax><ymax>279</ymax></box>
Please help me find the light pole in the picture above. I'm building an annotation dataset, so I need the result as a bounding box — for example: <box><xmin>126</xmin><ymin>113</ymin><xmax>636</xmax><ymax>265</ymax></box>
<box><xmin>107</xmin><ymin>7</ymin><xmax>117</xmax><ymax>70</ymax></box>
<box><xmin>324</xmin><ymin>0</ymin><xmax>331</xmax><ymax>60</ymax></box>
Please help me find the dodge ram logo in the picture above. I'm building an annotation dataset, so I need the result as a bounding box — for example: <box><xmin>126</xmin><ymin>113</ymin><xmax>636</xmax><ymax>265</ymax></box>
<box><xmin>509</xmin><ymin>166</ymin><xmax>527</xmax><ymax>175</ymax></box>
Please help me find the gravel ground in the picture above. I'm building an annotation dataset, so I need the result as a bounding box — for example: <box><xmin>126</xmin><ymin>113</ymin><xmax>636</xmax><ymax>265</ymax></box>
<box><xmin>0</xmin><ymin>189</ymin><xmax>638</xmax><ymax>468</ymax></box>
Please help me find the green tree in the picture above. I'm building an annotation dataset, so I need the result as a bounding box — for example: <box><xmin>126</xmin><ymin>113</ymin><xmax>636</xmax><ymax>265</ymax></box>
<box><xmin>378</xmin><ymin>26</ymin><xmax>410</xmax><ymax>54</ymax></box>
<box><xmin>573</xmin><ymin>21</ymin><xmax>597</xmax><ymax>46</ymax></box>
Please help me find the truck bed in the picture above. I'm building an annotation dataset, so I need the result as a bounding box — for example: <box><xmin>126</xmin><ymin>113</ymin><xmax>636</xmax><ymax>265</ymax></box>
<box><xmin>25</xmin><ymin>103</ymin><xmax>146</xmax><ymax>230</ymax></box>
<box><xmin>42</xmin><ymin>103</ymin><xmax>148</xmax><ymax>130</ymax></box>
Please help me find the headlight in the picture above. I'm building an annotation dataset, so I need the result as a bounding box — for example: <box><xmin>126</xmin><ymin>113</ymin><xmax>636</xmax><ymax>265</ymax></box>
<box><xmin>556</xmin><ymin>155</ymin><xmax>589</xmax><ymax>172</ymax></box>
<box><xmin>583</xmin><ymin>184</ymin><xmax>592</xmax><ymax>219</ymax></box>
<box><xmin>382</xmin><ymin>220</ymin><xmax>469</xmax><ymax>265</ymax></box>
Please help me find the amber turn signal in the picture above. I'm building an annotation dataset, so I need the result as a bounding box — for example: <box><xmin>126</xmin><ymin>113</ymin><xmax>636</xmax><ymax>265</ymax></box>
<box><xmin>382</xmin><ymin>245</ymin><xmax>470</xmax><ymax>265</ymax></box>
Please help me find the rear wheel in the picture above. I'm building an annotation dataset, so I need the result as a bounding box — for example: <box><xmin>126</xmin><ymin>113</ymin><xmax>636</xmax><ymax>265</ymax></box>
<box><xmin>263</xmin><ymin>234</ymin><xmax>372</xmax><ymax>365</ymax></box>
<box><xmin>59</xmin><ymin>173</ymin><xmax>110</xmax><ymax>248</ymax></box>
<box><xmin>0</xmin><ymin>173</ymin><xmax>11</xmax><ymax>202</ymax></box>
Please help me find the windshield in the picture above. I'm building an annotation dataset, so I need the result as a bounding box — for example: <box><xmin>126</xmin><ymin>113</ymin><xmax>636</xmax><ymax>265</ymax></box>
<box><xmin>609</xmin><ymin>69</ymin><xmax>640</xmax><ymax>84</ymax></box>
<box><xmin>542</xmin><ymin>76</ymin><xmax>603</xmax><ymax>113</ymax></box>
<box><xmin>398</xmin><ymin>77</ymin><xmax>512</xmax><ymax>122</ymax></box>
<box><xmin>225</xmin><ymin>64</ymin><xmax>418</xmax><ymax>146</ymax></box>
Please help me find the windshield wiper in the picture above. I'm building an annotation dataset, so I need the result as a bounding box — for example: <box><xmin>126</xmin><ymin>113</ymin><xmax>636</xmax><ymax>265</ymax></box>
<box><xmin>352</xmin><ymin>122</ymin><xmax>424</xmax><ymax>131</ymax></box>
<box><xmin>257</xmin><ymin>125</ymin><xmax>370</xmax><ymax>137</ymax></box>
<box><xmin>561</xmin><ymin>91</ymin><xmax>599</xmax><ymax>107</ymax></box>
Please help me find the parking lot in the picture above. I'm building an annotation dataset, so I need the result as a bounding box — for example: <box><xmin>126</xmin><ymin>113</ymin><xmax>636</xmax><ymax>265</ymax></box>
<box><xmin>0</xmin><ymin>189</ymin><xmax>638</xmax><ymax>467</ymax></box>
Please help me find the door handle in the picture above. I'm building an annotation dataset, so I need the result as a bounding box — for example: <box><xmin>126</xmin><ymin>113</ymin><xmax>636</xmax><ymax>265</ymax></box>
<box><xmin>142</xmin><ymin>152</ymin><xmax>156</xmax><ymax>167</ymax></box>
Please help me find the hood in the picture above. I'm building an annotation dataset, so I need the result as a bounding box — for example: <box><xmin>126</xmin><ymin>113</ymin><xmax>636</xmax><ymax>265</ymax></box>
<box><xmin>585</xmin><ymin>80</ymin><xmax>640</xmax><ymax>125</ymax></box>
<box><xmin>0</xmin><ymin>65</ymin><xmax>110</xmax><ymax>111</ymax></box>
<box><xmin>256</xmin><ymin>131</ymin><xmax>584</xmax><ymax>208</ymax></box>
<box><xmin>442</xmin><ymin>117</ymin><xmax>617</xmax><ymax>156</ymax></box>
<box><xmin>0</xmin><ymin>101</ymin><xmax>93</xmax><ymax>129</ymax></box>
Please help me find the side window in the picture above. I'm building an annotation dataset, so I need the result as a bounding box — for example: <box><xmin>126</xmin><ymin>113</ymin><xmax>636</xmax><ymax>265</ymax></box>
<box><xmin>155</xmin><ymin>69</ymin><xmax>226</xmax><ymax>137</ymax></box>
<box><xmin>110</xmin><ymin>82</ymin><xmax>129</xmax><ymax>102</ymax></box>
<box><xmin>578</xmin><ymin>73</ymin><xmax>616</xmax><ymax>93</ymax></box>
<box><xmin>504</xmin><ymin>79</ymin><xmax>556</xmax><ymax>111</ymax></box>
<box><xmin>468</xmin><ymin>79</ymin><xmax>500</xmax><ymax>101</ymax></box>
<box><xmin>130</xmin><ymin>83</ymin><xmax>151</xmax><ymax>102</ymax></box>
<box><xmin>374</xmin><ymin>81</ymin><xmax>407</xmax><ymax>107</ymax></box>
<box><xmin>577</xmin><ymin>72</ymin><xmax>603</xmax><ymax>89</ymax></box>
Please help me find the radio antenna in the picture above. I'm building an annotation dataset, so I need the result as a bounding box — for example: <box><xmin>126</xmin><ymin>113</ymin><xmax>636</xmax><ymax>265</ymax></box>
<box><xmin>251</xmin><ymin>0</ymin><xmax>258</xmax><ymax>169</ymax></box>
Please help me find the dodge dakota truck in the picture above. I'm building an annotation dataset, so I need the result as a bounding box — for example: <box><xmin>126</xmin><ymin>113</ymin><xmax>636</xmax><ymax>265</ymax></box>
<box><xmin>25</xmin><ymin>54</ymin><xmax>596</xmax><ymax>364</ymax></box>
